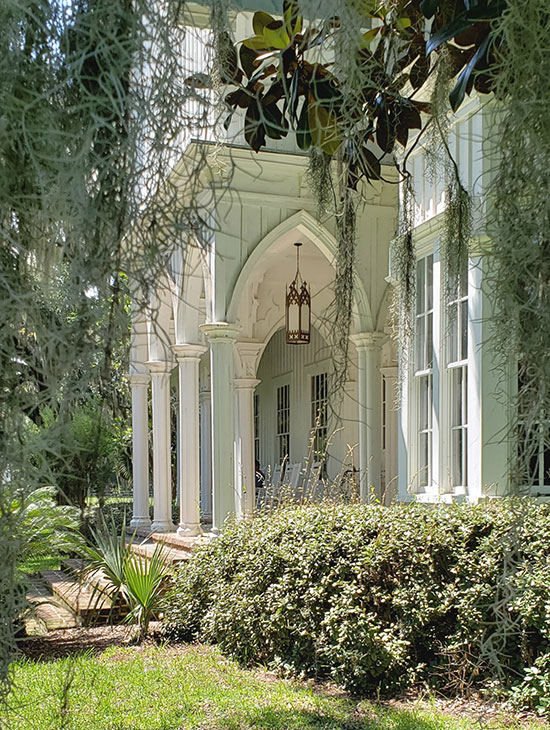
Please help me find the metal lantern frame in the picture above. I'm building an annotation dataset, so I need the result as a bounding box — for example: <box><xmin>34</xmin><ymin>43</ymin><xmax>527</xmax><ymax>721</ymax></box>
<box><xmin>285</xmin><ymin>242</ymin><xmax>311</xmax><ymax>345</ymax></box>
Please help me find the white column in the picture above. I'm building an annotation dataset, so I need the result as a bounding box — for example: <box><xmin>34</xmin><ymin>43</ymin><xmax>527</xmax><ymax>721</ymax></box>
<box><xmin>381</xmin><ymin>366</ymin><xmax>398</xmax><ymax>504</ymax></box>
<box><xmin>234</xmin><ymin>378</ymin><xmax>261</xmax><ymax>517</ymax></box>
<box><xmin>200</xmin><ymin>323</ymin><xmax>240</xmax><ymax>533</ymax></box>
<box><xmin>129</xmin><ymin>372</ymin><xmax>151</xmax><ymax>530</ymax></box>
<box><xmin>172</xmin><ymin>344</ymin><xmax>207</xmax><ymax>537</ymax></box>
<box><xmin>147</xmin><ymin>361</ymin><xmax>175</xmax><ymax>533</ymax></box>
<box><xmin>351</xmin><ymin>333</ymin><xmax>386</xmax><ymax>503</ymax></box>
<box><xmin>199</xmin><ymin>384</ymin><xmax>212</xmax><ymax>523</ymax></box>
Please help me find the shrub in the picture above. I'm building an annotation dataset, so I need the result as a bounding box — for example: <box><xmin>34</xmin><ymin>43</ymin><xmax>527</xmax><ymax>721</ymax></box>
<box><xmin>162</xmin><ymin>500</ymin><xmax>550</xmax><ymax>696</ymax></box>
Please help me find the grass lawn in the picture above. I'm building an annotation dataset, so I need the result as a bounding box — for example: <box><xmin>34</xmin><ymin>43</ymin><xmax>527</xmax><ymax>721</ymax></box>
<box><xmin>5</xmin><ymin>642</ymin><xmax>549</xmax><ymax>730</ymax></box>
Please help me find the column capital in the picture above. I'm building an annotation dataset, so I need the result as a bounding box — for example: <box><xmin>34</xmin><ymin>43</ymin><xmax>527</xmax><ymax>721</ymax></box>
<box><xmin>172</xmin><ymin>343</ymin><xmax>208</xmax><ymax>362</ymax></box>
<box><xmin>146</xmin><ymin>360</ymin><xmax>174</xmax><ymax>375</ymax></box>
<box><xmin>200</xmin><ymin>322</ymin><xmax>241</xmax><ymax>343</ymax></box>
<box><xmin>235</xmin><ymin>341</ymin><xmax>264</xmax><ymax>379</ymax></box>
<box><xmin>128</xmin><ymin>372</ymin><xmax>150</xmax><ymax>387</ymax></box>
<box><xmin>234</xmin><ymin>377</ymin><xmax>261</xmax><ymax>391</ymax></box>
<box><xmin>350</xmin><ymin>331</ymin><xmax>387</xmax><ymax>351</ymax></box>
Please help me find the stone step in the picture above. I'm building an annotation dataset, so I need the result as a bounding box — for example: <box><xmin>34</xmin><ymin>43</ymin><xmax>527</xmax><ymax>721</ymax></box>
<box><xmin>26</xmin><ymin>577</ymin><xmax>78</xmax><ymax>633</ymax></box>
<box><xmin>40</xmin><ymin>568</ymin><xmax>124</xmax><ymax>625</ymax></box>
<box><xmin>149</xmin><ymin>532</ymin><xmax>210</xmax><ymax>553</ymax></box>
<box><xmin>126</xmin><ymin>539</ymin><xmax>191</xmax><ymax>564</ymax></box>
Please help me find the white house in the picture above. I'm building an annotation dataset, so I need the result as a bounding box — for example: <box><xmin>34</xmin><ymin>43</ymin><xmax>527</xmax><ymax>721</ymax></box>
<box><xmin>128</xmin><ymin>2</ymin><xmax>539</xmax><ymax>536</ymax></box>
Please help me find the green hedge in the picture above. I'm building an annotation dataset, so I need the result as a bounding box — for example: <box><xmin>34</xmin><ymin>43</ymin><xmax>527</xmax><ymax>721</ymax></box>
<box><xmin>162</xmin><ymin>501</ymin><xmax>550</xmax><ymax>698</ymax></box>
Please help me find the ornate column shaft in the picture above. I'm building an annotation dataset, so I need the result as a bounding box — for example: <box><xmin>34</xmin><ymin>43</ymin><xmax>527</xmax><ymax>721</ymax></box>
<box><xmin>351</xmin><ymin>332</ymin><xmax>386</xmax><ymax>503</ymax></box>
<box><xmin>129</xmin><ymin>372</ymin><xmax>151</xmax><ymax>530</ymax></box>
<box><xmin>172</xmin><ymin>344</ymin><xmax>206</xmax><ymax>537</ymax></box>
<box><xmin>381</xmin><ymin>366</ymin><xmax>398</xmax><ymax>504</ymax></box>
<box><xmin>200</xmin><ymin>323</ymin><xmax>240</xmax><ymax>533</ymax></box>
<box><xmin>199</xmin><ymin>384</ymin><xmax>212</xmax><ymax>524</ymax></box>
<box><xmin>234</xmin><ymin>378</ymin><xmax>261</xmax><ymax>517</ymax></box>
<box><xmin>147</xmin><ymin>360</ymin><xmax>175</xmax><ymax>532</ymax></box>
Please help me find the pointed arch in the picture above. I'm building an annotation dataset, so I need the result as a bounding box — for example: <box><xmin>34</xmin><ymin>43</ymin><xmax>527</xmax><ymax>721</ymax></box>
<box><xmin>226</xmin><ymin>209</ymin><xmax>374</xmax><ymax>333</ymax></box>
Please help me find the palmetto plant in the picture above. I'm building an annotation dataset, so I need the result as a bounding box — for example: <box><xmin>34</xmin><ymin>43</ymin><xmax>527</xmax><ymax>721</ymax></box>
<box><xmin>84</xmin><ymin>519</ymin><xmax>172</xmax><ymax>640</ymax></box>
<box><xmin>123</xmin><ymin>544</ymin><xmax>172</xmax><ymax>642</ymax></box>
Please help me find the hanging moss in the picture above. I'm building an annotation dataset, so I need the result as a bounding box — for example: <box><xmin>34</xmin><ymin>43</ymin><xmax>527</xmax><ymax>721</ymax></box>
<box><xmin>487</xmin><ymin>0</ymin><xmax>550</xmax><ymax>486</ymax></box>
<box><xmin>390</xmin><ymin>176</ymin><xmax>416</xmax><ymax>381</ymax></box>
<box><xmin>306</xmin><ymin>147</ymin><xmax>334</xmax><ymax>219</ymax></box>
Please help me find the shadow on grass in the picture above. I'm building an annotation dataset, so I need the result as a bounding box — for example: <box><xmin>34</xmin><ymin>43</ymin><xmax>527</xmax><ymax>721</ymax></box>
<box><xmin>233</xmin><ymin>706</ymin><xmax>447</xmax><ymax>730</ymax></box>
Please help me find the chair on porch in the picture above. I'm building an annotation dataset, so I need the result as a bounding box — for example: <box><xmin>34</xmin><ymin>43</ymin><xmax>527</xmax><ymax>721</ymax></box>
<box><xmin>301</xmin><ymin>460</ymin><xmax>323</xmax><ymax>501</ymax></box>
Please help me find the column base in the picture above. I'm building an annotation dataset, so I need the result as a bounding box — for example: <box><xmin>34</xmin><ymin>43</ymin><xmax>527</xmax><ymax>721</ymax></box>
<box><xmin>129</xmin><ymin>516</ymin><xmax>152</xmax><ymax>531</ymax></box>
<box><xmin>177</xmin><ymin>522</ymin><xmax>202</xmax><ymax>538</ymax></box>
<box><xmin>151</xmin><ymin>519</ymin><xmax>176</xmax><ymax>533</ymax></box>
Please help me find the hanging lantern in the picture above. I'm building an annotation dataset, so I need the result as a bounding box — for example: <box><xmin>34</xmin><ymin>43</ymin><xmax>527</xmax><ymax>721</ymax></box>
<box><xmin>286</xmin><ymin>242</ymin><xmax>311</xmax><ymax>344</ymax></box>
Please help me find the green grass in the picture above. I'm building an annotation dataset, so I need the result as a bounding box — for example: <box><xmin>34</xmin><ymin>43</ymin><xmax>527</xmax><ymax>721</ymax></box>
<box><xmin>5</xmin><ymin>644</ymin><xmax>548</xmax><ymax>730</ymax></box>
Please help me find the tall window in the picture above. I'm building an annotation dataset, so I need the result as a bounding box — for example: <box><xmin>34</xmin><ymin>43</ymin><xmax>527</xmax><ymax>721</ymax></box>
<box><xmin>447</xmin><ymin>263</ymin><xmax>468</xmax><ymax>488</ymax></box>
<box><xmin>276</xmin><ymin>384</ymin><xmax>290</xmax><ymax>463</ymax></box>
<box><xmin>254</xmin><ymin>393</ymin><xmax>260</xmax><ymax>464</ymax></box>
<box><xmin>311</xmin><ymin>373</ymin><xmax>328</xmax><ymax>459</ymax></box>
<box><xmin>415</xmin><ymin>255</ymin><xmax>434</xmax><ymax>487</ymax></box>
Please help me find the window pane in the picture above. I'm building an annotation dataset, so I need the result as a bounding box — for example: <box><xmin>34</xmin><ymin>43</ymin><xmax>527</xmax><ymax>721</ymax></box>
<box><xmin>461</xmin><ymin>298</ymin><xmax>468</xmax><ymax>360</ymax></box>
<box><xmin>416</xmin><ymin>259</ymin><xmax>425</xmax><ymax>314</ymax></box>
<box><xmin>451</xmin><ymin>428</ymin><xmax>463</xmax><ymax>487</ymax></box>
<box><xmin>426</xmin><ymin>254</ymin><xmax>434</xmax><ymax>310</ymax></box>
<box><xmin>419</xmin><ymin>376</ymin><xmax>429</xmax><ymax>431</ymax></box>
<box><xmin>449</xmin><ymin>304</ymin><xmax>458</xmax><ymax>363</ymax></box>
<box><xmin>452</xmin><ymin>368</ymin><xmax>463</xmax><ymax>428</ymax></box>
<box><xmin>426</xmin><ymin>312</ymin><xmax>433</xmax><ymax>368</ymax></box>
<box><xmin>416</xmin><ymin>316</ymin><xmax>425</xmax><ymax>370</ymax></box>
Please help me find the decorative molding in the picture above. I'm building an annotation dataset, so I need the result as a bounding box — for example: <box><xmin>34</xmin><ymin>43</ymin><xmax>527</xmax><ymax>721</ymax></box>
<box><xmin>350</xmin><ymin>332</ymin><xmax>387</xmax><ymax>351</ymax></box>
<box><xmin>234</xmin><ymin>378</ymin><xmax>261</xmax><ymax>390</ymax></box>
<box><xmin>200</xmin><ymin>322</ymin><xmax>241</xmax><ymax>343</ymax></box>
<box><xmin>146</xmin><ymin>360</ymin><xmax>174</xmax><ymax>375</ymax></box>
<box><xmin>128</xmin><ymin>373</ymin><xmax>150</xmax><ymax>387</ymax></box>
<box><xmin>172</xmin><ymin>343</ymin><xmax>207</xmax><ymax>361</ymax></box>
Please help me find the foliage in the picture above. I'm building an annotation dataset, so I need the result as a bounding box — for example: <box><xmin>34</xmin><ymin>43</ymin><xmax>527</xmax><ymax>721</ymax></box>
<box><xmin>84</xmin><ymin>520</ymin><xmax>172</xmax><ymax>639</ymax></box>
<box><xmin>508</xmin><ymin>654</ymin><xmax>550</xmax><ymax>717</ymax></box>
<box><xmin>123</xmin><ymin>544</ymin><xmax>173</xmax><ymax>641</ymax></box>
<box><xmin>216</xmin><ymin>0</ymin><xmax>504</xmax><ymax>187</ymax></box>
<box><xmin>0</xmin><ymin>487</ymin><xmax>81</xmax><ymax>689</ymax></box>
<box><xmin>487</xmin><ymin>0</ymin><xmax>550</xmax><ymax>487</ymax></box>
<box><xmin>164</xmin><ymin>500</ymin><xmax>550</xmax><ymax>697</ymax></box>
<box><xmin>0</xmin><ymin>0</ymin><xmax>212</xmax><ymax>687</ymax></box>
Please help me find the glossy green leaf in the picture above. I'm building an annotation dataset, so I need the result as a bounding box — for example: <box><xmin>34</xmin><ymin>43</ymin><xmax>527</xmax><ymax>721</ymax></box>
<box><xmin>308</xmin><ymin>99</ymin><xmax>341</xmax><ymax>156</ymax></box>
<box><xmin>263</xmin><ymin>22</ymin><xmax>290</xmax><ymax>50</ymax></box>
<box><xmin>449</xmin><ymin>34</ymin><xmax>490</xmax><ymax>111</ymax></box>
<box><xmin>296</xmin><ymin>100</ymin><xmax>311</xmax><ymax>150</ymax></box>
<box><xmin>242</xmin><ymin>35</ymin><xmax>270</xmax><ymax>51</ymax></box>
<box><xmin>253</xmin><ymin>11</ymin><xmax>275</xmax><ymax>35</ymax></box>
<box><xmin>420</xmin><ymin>0</ymin><xmax>441</xmax><ymax>19</ymax></box>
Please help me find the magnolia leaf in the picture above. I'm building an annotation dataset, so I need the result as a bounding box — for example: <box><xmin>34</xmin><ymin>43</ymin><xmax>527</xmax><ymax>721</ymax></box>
<box><xmin>308</xmin><ymin>98</ymin><xmax>341</xmax><ymax>156</ymax></box>
<box><xmin>283</xmin><ymin>0</ymin><xmax>303</xmax><ymax>37</ymax></box>
<box><xmin>244</xmin><ymin>104</ymin><xmax>266</xmax><ymax>152</ymax></box>
<box><xmin>449</xmin><ymin>34</ymin><xmax>490</xmax><ymax>111</ymax></box>
<box><xmin>242</xmin><ymin>35</ymin><xmax>270</xmax><ymax>51</ymax></box>
<box><xmin>296</xmin><ymin>100</ymin><xmax>312</xmax><ymax>150</ymax></box>
<box><xmin>362</xmin><ymin>27</ymin><xmax>380</xmax><ymax>44</ymax></box>
<box><xmin>426</xmin><ymin>13</ymin><xmax>475</xmax><ymax>54</ymax></box>
<box><xmin>263</xmin><ymin>22</ymin><xmax>290</xmax><ymax>50</ymax></box>
<box><xmin>420</xmin><ymin>0</ymin><xmax>440</xmax><ymax>19</ymax></box>
<box><xmin>253</xmin><ymin>10</ymin><xmax>275</xmax><ymax>35</ymax></box>
<box><xmin>240</xmin><ymin>45</ymin><xmax>260</xmax><ymax>78</ymax></box>
<box><xmin>396</xmin><ymin>16</ymin><xmax>412</xmax><ymax>31</ymax></box>
<box><xmin>262</xmin><ymin>103</ymin><xmax>288</xmax><ymax>140</ymax></box>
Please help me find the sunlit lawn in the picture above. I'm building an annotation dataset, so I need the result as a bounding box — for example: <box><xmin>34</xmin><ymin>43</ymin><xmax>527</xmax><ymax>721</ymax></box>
<box><xmin>6</xmin><ymin>643</ymin><xmax>549</xmax><ymax>730</ymax></box>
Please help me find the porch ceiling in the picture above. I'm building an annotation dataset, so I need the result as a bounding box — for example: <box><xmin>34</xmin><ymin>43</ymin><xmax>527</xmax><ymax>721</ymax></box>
<box><xmin>237</xmin><ymin>230</ymin><xmax>336</xmax><ymax>343</ymax></box>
